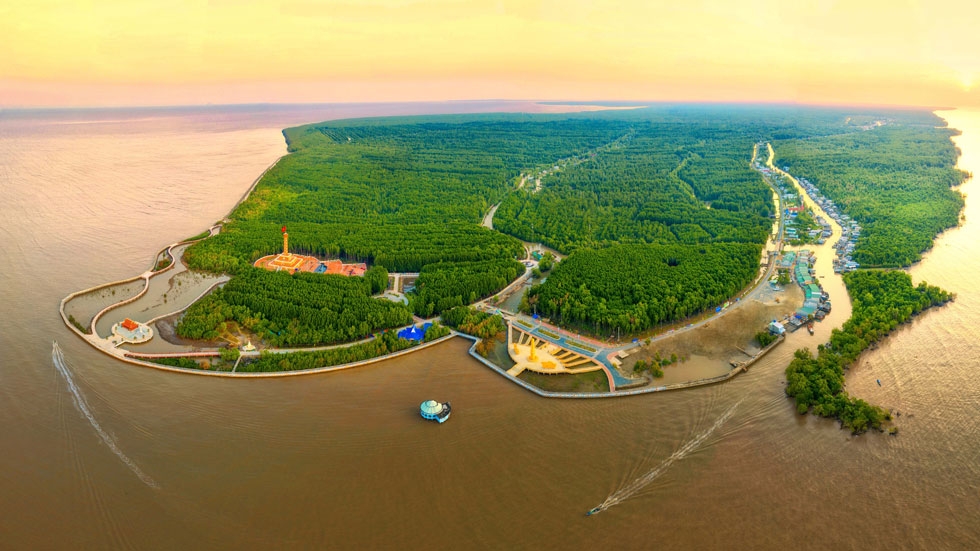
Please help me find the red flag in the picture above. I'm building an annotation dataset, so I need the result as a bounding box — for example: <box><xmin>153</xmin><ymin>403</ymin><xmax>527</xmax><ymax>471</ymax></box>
<box><xmin>281</xmin><ymin>225</ymin><xmax>287</xmax><ymax>233</ymax></box>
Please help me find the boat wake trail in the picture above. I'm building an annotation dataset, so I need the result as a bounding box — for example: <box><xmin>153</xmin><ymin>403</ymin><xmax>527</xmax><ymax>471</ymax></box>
<box><xmin>52</xmin><ymin>342</ymin><xmax>159</xmax><ymax>490</ymax></box>
<box><xmin>587</xmin><ymin>399</ymin><xmax>742</xmax><ymax>516</ymax></box>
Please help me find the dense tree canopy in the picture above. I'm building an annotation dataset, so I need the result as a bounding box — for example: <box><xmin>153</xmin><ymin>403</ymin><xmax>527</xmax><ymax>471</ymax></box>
<box><xmin>525</xmin><ymin>243</ymin><xmax>761</xmax><ymax>335</ymax></box>
<box><xmin>176</xmin><ymin>269</ymin><xmax>412</xmax><ymax>347</ymax></box>
<box><xmin>410</xmin><ymin>259</ymin><xmax>524</xmax><ymax>317</ymax></box>
<box><xmin>441</xmin><ymin>306</ymin><xmax>506</xmax><ymax>339</ymax></box>
<box><xmin>177</xmin><ymin>106</ymin><xmax>964</xmax><ymax>346</ymax></box>
<box><xmin>494</xmin><ymin>129</ymin><xmax>774</xmax><ymax>253</ymax></box>
<box><xmin>182</xmin><ymin>114</ymin><xmax>635</xmax><ymax>342</ymax></box>
<box><xmin>775</xmin><ymin>122</ymin><xmax>966</xmax><ymax>267</ymax></box>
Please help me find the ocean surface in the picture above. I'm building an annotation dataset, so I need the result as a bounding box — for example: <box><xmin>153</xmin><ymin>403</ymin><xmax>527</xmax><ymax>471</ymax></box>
<box><xmin>1</xmin><ymin>103</ymin><xmax>978</xmax><ymax>549</ymax></box>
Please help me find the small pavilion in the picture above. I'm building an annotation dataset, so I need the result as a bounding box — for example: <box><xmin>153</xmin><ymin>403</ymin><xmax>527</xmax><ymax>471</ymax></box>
<box><xmin>111</xmin><ymin>318</ymin><xmax>153</xmax><ymax>344</ymax></box>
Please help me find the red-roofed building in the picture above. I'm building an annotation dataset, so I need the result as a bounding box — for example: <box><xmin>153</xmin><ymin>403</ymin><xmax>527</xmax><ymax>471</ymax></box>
<box><xmin>323</xmin><ymin>259</ymin><xmax>344</xmax><ymax>274</ymax></box>
<box><xmin>112</xmin><ymin>318</ymin><xmax>153</xmax><ymax>344</ymax></box>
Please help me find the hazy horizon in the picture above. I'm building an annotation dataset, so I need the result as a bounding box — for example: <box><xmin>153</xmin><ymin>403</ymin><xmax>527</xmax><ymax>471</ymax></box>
<box><xmin>4</xmin><ymin>0</ymin><xmax>979</xmax><ymax>109</ymax></box>
<box><xmin>0</xmin><ymin>98</ymin><xmax>964</xmax><ymax>113</ymax></box>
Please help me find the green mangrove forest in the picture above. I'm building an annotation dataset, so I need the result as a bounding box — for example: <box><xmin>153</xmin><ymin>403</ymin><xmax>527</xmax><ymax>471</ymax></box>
<box><xmin>177</xmin><ymin>105</ymin><xmax>965</xmax><ymax>381</ymax></box>
<box><xmin>775</xmin><ymin>119</ymin><xmax>967</xmax><ymax>267</ymax></box>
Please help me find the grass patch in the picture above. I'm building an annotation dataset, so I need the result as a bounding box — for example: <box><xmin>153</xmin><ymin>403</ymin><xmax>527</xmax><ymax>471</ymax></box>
<box><xmin>519</xmin><ymin>369</ymin><xmax>610</xmax><ymax>393</ymax></box>
<box><xmin>153</xmin><ymin>256</ymin><xmax>173</xmax><ymax>272</ymax></box>
<box><xmin>150</xmin><ymin>357</ymin><xmax>210</xmax><ymax>370</ymax></box>
<box><xmin>565</xmin><ymin>338</ymin><xmax>597</xmax><ymax>353</ymax></box>
<box><xmin>184</xmin><ymin>230</ymin><xmax>212</xmax><ymax>242</ymax></box>
<box><xmin>67</xmin><ymin>314</ymin><xmax>89</xmax><ymax>334</ymax></box>
<box><xmin>538</xmin><ymin>328</ymin><xmax>560</xmax><ymax>339</ymax></box>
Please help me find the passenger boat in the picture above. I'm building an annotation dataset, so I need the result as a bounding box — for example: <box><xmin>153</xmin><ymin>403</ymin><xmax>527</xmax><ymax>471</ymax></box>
<box><xmin>807</xmin><ymin>322</ymin><xmax>815</xmax><ymax>335</ymax></box>
<box><xmin>586</xmin><ymin>506</ymin><xmax>603</xmax><ymax>516</ymax></box>
<box><xmin>420</xmin><ymin>400</ymin><xmax>452</xmax><ymax>423</ymax></box>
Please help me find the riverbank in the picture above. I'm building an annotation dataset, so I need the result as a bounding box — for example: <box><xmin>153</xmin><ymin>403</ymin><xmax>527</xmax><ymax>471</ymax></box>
<box><xmin>57</xmin><ymin>114</ymin><xmax>883</xmax><ymax>402</ymax></box>
<box><xmin>770</xmin><ymin>134</ymin><xmax>959</xmax><ymax>432</ymax></box>
<box><xmin>60</xmin><ymin>127</ymin><xmax>794</xmax><ymax>396</ymax></box>
<box><xmin>62</xmin><ymin>224</ymin><xmax>796</xmax><ymax>393</ymax></box>
<box><xmin>17</xmin><ymin>102</ymin><xmax>980</xmax><ymax>551</ymax></box>
<box><xmin>458</xmin><ymin>331</ymin><xmax>785</xmax><ymax>399</ymax></box>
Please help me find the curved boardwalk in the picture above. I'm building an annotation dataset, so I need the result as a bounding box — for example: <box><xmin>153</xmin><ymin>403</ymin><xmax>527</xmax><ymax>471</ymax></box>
<box><xmin>60</xmin><ymin>220</ymin><xmax>457</xmax><ymax>378</ymax></box>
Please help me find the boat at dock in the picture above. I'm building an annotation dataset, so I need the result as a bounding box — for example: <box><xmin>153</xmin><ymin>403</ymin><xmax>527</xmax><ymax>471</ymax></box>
<box><xmin>420</xmin><ymin>400</ymin><xmax>452</xmax><ymax>423</ymax></box>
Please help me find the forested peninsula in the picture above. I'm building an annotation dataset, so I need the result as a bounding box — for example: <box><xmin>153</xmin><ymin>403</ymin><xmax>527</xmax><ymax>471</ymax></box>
<box><xmin>179</xmin><ymin>107</ymin><xmax>801</xmax><ymax>343</ymax></box>
<box><xmin>173</xmin><ymin>106</ymin><xmax>963</xmax><ymax>395</ymax></box>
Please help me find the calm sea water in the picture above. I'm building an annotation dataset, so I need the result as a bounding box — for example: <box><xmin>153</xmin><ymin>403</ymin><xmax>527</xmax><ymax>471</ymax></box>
<box><xmin>1</xmin><ymin>103</ymin><xmax>978</xmax><ymax>550</ymax></box>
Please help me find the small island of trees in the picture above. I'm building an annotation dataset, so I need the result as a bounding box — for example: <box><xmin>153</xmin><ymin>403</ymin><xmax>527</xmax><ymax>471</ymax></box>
<box><xmin>785</xmin><ymin>270</ymin><xmax>953</xmax><ymax>433</ymax></box>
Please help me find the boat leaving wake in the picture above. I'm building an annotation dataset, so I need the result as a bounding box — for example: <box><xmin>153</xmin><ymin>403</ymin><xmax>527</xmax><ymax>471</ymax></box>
<box><xmin>52</xmin><ymin>342</ymin><xmax>159</xmax><ymax>489</ymax></box>
<box><xmin>587</xmin><ymin>399</ymin><xmax>742</xmax><ymax>516</ymax></box>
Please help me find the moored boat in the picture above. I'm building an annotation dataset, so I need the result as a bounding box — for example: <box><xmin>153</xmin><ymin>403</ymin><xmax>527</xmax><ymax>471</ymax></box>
<box><xmin>420</xmin><ymin>400</ymin><xmax>452</xmax><ymax>423</ymax></box>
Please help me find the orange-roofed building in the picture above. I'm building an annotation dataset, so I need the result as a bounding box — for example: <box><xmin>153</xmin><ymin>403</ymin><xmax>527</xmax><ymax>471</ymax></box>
<box><xmin>322</xmin><ymin>259</ymin><xmax>344</xmax><ymax>274</ymax></box>
<box><xmin>253</xmin><ymin>228</ymin><xmax>368</xmax><ymax>278</ymax></box>
<box><xmin>112</xmin><ymin>318</ymin><xmax>153</xmax><ymax>344</ymax></box>
<box><xmin>341</xmin><ymin>264</ymin><xmax>367</xmax><ymax>277</ymax></box>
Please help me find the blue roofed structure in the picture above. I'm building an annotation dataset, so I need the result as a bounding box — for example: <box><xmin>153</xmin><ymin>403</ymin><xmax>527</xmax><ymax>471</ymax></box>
<box><xmin>398</xmin><ymin>322</ymin><xmax>433</xmax><ymax>341</ymax></box>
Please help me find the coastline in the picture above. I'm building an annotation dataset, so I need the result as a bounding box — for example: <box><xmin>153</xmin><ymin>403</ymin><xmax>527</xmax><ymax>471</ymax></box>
<box><xmin>58</xmin><ymin>147</ymin><xmax>465</xmax><ymax>378</ymax></box>
<box><xmin>59</xmin><ymin>124</ymin><xmax>789</xmax><ymax>393</ymax></box>
<box><xmin>773</xmin><ymin>111</ymin><xmax>966</xmax><ymax>432</ymax></box>
<box><xmin>61</xmin><ymin>111</ymin><xmax>947</xmax><ymax>401</ymax></box>
<box><xmin>460</xmin><ymin>332</ymin><xmax>785</xmax><ymax>399</ymax></box>
<box><xmin>58</xmin><ymin>150</ymin><xmax>285</xmax><ymax>335</ymax></box>
<box><xmin>226</xmin><ymin>154</ymin><xmax>285</xmax><ymax>222</ymax></box>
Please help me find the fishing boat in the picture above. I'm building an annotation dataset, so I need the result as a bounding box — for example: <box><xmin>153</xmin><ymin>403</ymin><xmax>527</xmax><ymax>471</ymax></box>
<box><xmin>807</xmin><ymin>322</ymin><xmax>815</xmax><ymax>335</ymax></box>
<box><xmin>420</xmin><ymin>400</ymin><xmax>451</xmax><ymax>423</ymax></box>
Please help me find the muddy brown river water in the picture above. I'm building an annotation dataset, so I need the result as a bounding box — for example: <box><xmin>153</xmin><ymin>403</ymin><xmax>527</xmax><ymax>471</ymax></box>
<box><xmin>1</xmin><ymin>104</ymin><xmax>978</xmax><ymax>549</ymax></box>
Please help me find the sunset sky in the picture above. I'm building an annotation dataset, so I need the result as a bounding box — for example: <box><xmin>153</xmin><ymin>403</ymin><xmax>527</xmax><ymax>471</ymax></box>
<box><xmin>2</xmin><ymin>0</ymin><xmax>979</xmax><ymax>108</ymax></box>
